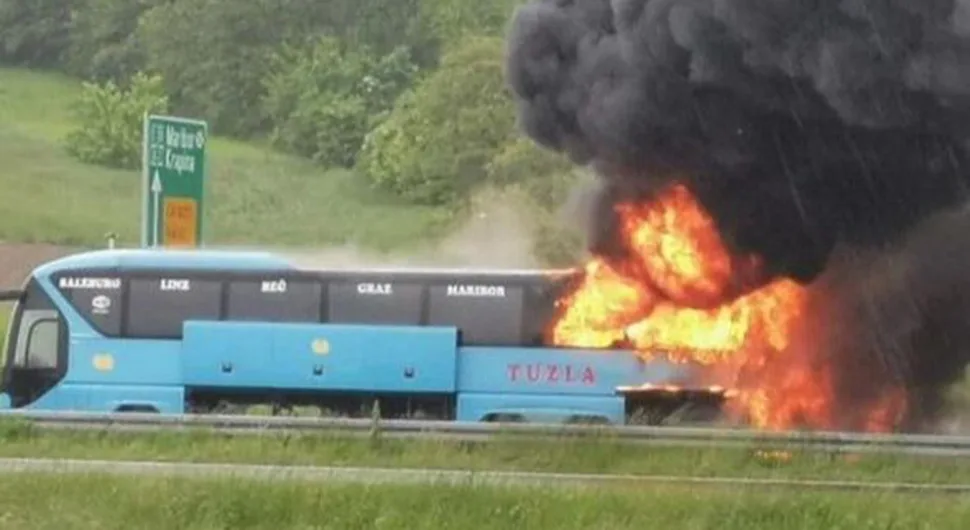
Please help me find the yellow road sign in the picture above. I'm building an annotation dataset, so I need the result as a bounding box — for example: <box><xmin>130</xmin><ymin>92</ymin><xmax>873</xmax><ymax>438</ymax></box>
<box><xmin>163</xmin><ymin>197</ymin><xmax>198</xmax><ymax>247</ymax></box>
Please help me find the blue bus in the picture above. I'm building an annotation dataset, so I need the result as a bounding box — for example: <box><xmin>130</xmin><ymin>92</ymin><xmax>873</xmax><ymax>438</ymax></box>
<box><xmin>0</xmin><ymin>248</ymin><xmax>725</xmax><ymax>424</ymax></box>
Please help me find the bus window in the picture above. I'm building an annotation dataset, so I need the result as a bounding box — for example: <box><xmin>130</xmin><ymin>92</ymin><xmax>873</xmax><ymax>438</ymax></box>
<box><xmin>427</xmin><ymin>283</ymin><xmax>524</xmax><ymax>345</ymax></box>
<box><xmin>327</xmin><ymin>281</ymin><xmax>422</xmax><ymax>325</ymax></box>
<box><xmin>226</xmin><ymin>278</ymin><xmax>322</xmax><ymax>322</ymax></box>
<box><xmin>15</xmin><ymin>316</ymin><xmax>59</xmax><ymax>369</ymax></box>
<box><xmin>126</xmin><ymin>277</ymin><xmax>222</xmax><ymax>339</ymax></box>
<box><xmin>55</xmin><ymin>274</ymin><xmax>123</xmax><ymax>336</ymax></box>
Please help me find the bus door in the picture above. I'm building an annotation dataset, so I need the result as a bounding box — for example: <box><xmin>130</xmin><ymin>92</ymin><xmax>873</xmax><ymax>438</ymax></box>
<box><xmin>1</xmin><ymin>277</ymin><xmax>67</xmax><ymax>408</ymax></box>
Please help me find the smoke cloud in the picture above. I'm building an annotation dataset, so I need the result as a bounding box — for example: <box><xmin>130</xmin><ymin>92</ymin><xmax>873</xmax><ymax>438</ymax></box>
<box><xmin>505</xmin><ymin>0</ymin><xmax>970</xmax><ymax>429</ymax></box>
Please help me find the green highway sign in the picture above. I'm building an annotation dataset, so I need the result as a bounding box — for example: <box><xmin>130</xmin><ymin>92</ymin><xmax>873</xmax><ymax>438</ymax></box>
<box><xmin>141</xmin><ymin>113</ymin><xmax>208</xmax><ymax>248</ymax></box>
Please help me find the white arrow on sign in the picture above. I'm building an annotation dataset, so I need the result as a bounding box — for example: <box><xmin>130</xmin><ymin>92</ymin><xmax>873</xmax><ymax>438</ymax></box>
<box><xmin>151</xmin><ymin>171</ymin><xmax>163</xmax><ymax>247</ymax></box>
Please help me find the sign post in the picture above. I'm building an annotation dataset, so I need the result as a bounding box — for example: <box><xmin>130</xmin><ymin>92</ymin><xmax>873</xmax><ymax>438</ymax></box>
<box><xmin>141</xmin><ymin>114</ymin><xmax>208</xmax><ymax>248</ymax></box>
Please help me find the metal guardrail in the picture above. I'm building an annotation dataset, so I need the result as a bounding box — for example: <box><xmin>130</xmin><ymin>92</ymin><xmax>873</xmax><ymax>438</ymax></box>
<box><xmin>3</xmin><ymin>410</ymin><xmax>970</xmax><ymax>457</ymax></box>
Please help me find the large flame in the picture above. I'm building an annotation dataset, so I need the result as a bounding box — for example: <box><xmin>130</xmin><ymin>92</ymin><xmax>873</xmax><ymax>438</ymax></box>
<box><xmin>547</xmin><ymin>184</ymin><xmax>907</xmax><ymax>432</ymax></box>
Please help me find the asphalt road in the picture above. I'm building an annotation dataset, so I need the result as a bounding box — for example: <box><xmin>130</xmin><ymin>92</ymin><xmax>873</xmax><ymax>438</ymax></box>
<box><xmin>0</xmin><ymin>458</ymin><xmax>967</xmax><ymax>494</ymax></box>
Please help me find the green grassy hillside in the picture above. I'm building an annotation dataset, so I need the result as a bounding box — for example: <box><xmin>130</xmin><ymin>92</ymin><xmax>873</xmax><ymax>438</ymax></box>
<box><xmin>0</xmin><ymin>67</ymin><xmax>452</xmax><ymax>249</ymax></box>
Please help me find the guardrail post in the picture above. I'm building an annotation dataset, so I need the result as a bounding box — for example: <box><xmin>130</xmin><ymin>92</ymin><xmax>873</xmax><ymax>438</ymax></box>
<box><xmin>369</xmin><ymin>400</ymin><xmax>382</xmax><ymax>446</ymax></box>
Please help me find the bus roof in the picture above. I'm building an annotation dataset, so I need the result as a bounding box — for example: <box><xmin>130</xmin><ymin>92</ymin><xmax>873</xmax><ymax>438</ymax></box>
<box><xmin>30</xmin><ymin>248</ymin><xmax>580</xmax><ymax>278</ymax></box>
<box><xmin>33</xmin><ymin>248</ymin><xmax>292</xmax><ymax>275</ymax></box>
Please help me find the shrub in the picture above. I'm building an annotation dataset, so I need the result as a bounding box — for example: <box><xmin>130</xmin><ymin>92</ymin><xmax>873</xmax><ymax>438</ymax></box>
<box><xmin>486</xmin><ymin>136</ymin><xmax>576</xmax><ymax>209</ymax></box>
<box><xmin>64</xmin><ymin>72</ymin><xmax>169</xmax><ymax>169</ymax></box>
<box><xmin>530</xmin><ymin>204</ymin><xmax>586</xmax><ymax>267</ymax></box>
<box><xmin>487</xmin><ymin>137</ymin><xmax>586</xmax><ymax>266</ymax></box>
<box><xmin>419</xmin><ymin>0</ymin><xmax>523</xmax><ymax>45</ymax></box>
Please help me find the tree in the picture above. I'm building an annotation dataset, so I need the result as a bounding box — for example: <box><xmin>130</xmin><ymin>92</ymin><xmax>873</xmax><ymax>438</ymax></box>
<box><xmin>0</xmin><ymin>0</ymin><xmax>78</xmax><ymax>67</ymax></box>
<box><xmin>135</xmin><ymin>0</ymin><xmax>430</xmax><ymax>138</ymax></box>
<box><xmin>65</xmin><ymin>0</ymin><xmax>162</xmax><ymax>82</ymax></box>
<box><xmin>136</xmin><ymin>0</ymin><xmax>275</xmax><ymax>136</ymax></box>
<box><xmin>262</xmin><ymin>37</ymin><xmax>417</xmax><ymax>167</ymax></box>
<box><xmin>357</xmin><ymin>36</ymin><xmax>516</xmax><ymax>205</ymax></box>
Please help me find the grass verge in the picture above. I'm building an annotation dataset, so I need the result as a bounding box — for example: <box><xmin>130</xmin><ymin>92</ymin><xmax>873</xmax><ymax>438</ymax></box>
<box><xmin>0</xmin><ymin>67</ymin><xmax>453</xmax><ymax>249</ymax></box>
<box><xmin>1</xmin><ymin>422</ymin><xmax>970</xmax><ymax>485</ymax></box>
<box><xmin>0</xmin><ymin>473</ymin><xmax>965</xmax><ymax>529</ymax></box>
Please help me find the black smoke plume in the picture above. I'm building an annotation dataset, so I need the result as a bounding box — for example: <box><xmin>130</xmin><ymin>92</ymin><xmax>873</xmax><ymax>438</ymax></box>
<box><xmin>505</xmin><ymin>0</ymin><xmax>970</xmax><ymax>430</ymax></box>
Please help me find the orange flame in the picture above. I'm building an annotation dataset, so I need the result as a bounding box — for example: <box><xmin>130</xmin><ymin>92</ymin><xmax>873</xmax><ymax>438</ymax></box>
<box><xmin>547</xmin><ymin>183</ymin><xmax>907</xmax><ymax>432</ymax></box>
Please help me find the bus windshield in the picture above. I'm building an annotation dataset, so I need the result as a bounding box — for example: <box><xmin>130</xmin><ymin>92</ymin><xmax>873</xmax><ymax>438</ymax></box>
<box><xmin>0</xmin><ymin>277</ymin><xmax>65</xmax><ymax>408</ymax></box>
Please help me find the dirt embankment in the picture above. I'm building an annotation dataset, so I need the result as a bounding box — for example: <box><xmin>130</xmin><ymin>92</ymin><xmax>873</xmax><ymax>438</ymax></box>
<box><xmin>0</xmin><ymin>243</ymin><xmax>82</xmax><ymax>290</ymax></box>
